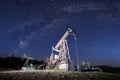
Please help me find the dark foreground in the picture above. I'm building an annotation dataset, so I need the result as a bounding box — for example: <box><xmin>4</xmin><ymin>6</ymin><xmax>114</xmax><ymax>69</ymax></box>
<box><xmin>0</xmin><ymin>70</ymin><xmax>120</xmax><ymax>80</ymax></box>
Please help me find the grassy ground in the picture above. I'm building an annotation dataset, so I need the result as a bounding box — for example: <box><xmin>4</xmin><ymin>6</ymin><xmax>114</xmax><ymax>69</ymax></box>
<box><xmin>0</xmin><ymin>70</ymin><xmax>120</xmax><ymax>80</ymax></box>
<box><xmin>0</xmin><ymin>68</ymin><xmax>15</xmax><ymax>71</ymax></box>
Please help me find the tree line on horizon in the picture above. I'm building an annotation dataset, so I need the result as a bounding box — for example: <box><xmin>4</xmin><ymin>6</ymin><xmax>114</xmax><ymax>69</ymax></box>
<box><xmin>0</xmin><ymin>55</ymin><xmax>45</xmax><ymax>70</ymax></box>
<box><xmin>0</xmin><ymin>56</ymin><xmax>120</xmax><ymax>74</ymax></box>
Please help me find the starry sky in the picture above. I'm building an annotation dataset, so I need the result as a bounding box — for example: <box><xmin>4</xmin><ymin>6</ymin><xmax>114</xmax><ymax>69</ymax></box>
<box><xmin>0</xmin><ymin>0</ymin><xmax>120</xmax><ymax>67</ymax></box>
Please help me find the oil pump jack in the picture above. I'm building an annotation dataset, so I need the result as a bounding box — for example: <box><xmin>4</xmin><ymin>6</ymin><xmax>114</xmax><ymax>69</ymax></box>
<box><xmin>47</xmin><ymin>27</ymin><xmax>78</xmax><ymax>71</ymax></box>
<box><xmin>21</xmin><ymin>54</ymin><xmax>35</xmax><ymax>71</ymax></box>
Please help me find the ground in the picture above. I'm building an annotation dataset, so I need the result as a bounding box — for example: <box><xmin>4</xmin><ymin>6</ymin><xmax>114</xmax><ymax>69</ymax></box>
<box><xmin>0</xmin><ymin>70</ymin><xmax>120</xmax><ymax>80</ymax></box>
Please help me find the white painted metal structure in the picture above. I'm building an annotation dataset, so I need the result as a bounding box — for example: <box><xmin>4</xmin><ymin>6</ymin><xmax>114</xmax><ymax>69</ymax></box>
<box><xmin>48</xmin><ymin>28</ymin><xmax>76</xmax><ymax>71</ymax></box>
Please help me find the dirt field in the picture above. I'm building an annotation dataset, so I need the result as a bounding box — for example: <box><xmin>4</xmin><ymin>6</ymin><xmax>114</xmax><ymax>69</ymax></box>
<box><xmin>0</xmin><ymin>70</ymin><xmax>120</xmax><ymax>80</ymax></box>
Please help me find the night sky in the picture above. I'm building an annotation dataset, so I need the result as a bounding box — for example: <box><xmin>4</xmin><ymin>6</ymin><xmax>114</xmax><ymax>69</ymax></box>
<box><xmin>0</xmin><ymin>0</ymin><xmax>120</xmax><ymax>67</ymax></box>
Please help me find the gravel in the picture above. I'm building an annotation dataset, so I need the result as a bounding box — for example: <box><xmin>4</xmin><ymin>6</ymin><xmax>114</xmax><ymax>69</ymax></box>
<box><xmin>0</xmin><ymin>70</ymin><xmax>120</xmax><ymax>80</ymax></box>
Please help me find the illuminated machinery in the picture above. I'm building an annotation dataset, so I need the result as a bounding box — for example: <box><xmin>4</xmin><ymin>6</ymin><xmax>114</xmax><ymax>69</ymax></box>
<box><xmin>47</xmin><ymin>27</ymin><xmax>76</xmax><ymax>71</ymax></box>
<box><xmin>21</xmin><ymin>54</ymin><xmax>35</xmax><ymax>71</ymax></box>
<box><xmin>81</xmin><ymin>61</ymin><xmax>102</xmax><ymax>72</ymax></box>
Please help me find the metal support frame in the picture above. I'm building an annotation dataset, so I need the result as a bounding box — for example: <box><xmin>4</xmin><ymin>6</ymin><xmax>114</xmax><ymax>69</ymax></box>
<box><xmin>48</xmin><ymin>27</ymin><xmax>76</xmax><ymax>71</ymax></box>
